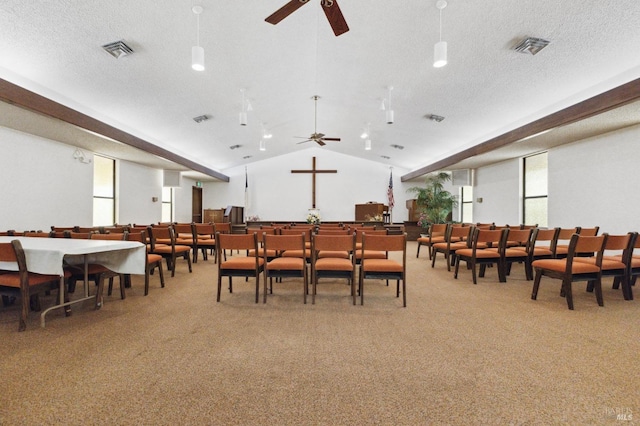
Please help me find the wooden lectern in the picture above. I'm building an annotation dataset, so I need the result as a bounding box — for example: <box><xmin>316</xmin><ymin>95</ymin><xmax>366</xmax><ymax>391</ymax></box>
<box><xmin>406</xmin><ymin>199</ymin><xmax>421</xmax><ymax>222</ymax></box>
<box><xmin>355</xmin><ymin>203</ymin><xmax>387</xmax><ymax>221</ymax></box>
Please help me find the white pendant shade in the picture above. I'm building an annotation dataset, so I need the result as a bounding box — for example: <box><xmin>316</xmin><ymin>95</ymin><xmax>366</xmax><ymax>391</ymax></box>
<box><xmin>386</xmin><ymin>109</ymin><xmax>394</xmax><ymax>124</ymax></box>
<box><xmin>434</xmin><ymin>41</ymin><xmax>447</xmax><ymax>68</ymax></box>
<box><xmin>239</xmin><ymin>111</ymin><xmax>247</xmax><ymax>126</ymax></box>
<box><xmin>365</xmin><ymin>139</ymin><xmax>372</xmax><ymax>150</ymax></box>
<box><xmin>192</xmin><ymin>46</ymin><xmax>205</xmax><ymax>71</ymax></box>
<box><xmin>259</xmin><ymin>139</ymin><xmax>266</xmax><ymax>151</ymax></box>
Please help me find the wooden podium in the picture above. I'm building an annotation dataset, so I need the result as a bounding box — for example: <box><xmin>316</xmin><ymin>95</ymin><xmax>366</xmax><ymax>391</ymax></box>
<box><xmin>355</xmin><ymin>203</ymin><xmax>387</xmax><ymax>221</ymax></box>
<box><xmin>406</xmin><ymin>199</ymin><xmax>421</xmax><ymax>222</ymax></box>
<box><xmin>203</xmin><ymin>208</ymin><xmax>225</xmax><ymax>223</ymax></box>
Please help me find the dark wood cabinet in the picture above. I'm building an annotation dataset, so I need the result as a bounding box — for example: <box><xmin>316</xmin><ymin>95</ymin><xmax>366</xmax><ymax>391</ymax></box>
<box><xmin>355</xmin><ymin>203</ymin><xmax>387</xmax><ymax>221</ymax></box>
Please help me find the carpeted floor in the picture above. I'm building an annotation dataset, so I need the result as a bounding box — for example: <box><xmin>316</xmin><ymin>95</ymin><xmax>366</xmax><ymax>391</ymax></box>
<box><xmin>1</xmin><ymin>242</ymin><xmax>638</xmax><ymax>425</ymax></box>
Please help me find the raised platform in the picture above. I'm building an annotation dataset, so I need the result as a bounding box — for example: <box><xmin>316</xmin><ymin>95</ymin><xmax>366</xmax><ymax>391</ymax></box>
<box><xmin>242</xmin><ymin>221</ymin><xmax>416</xmax><ymax>240</ymax></box>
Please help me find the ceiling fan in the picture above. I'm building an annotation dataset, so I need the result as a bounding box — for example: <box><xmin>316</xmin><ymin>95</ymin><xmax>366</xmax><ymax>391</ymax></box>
<box><xmin>265</xmin><ymin>0</ymin><xmax>350</xmax><ymax>37</ymax></box>
<box><xmin>296</xmin><ymin>95</ymin><xmax>341</xmax><ymax>146</ymax></box>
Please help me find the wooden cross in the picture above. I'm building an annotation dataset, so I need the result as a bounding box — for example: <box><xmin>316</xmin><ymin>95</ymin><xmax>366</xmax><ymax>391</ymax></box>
<box><xmin>291</xmin><ymin>157</ymin><xmax>337</xmax><ymax>209</ymax></box>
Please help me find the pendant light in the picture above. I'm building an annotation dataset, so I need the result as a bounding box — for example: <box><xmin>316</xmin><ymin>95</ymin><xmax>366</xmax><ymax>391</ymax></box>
<box><xmin>385</xmin><ymin>86</ymin><xmax>394</xmax><ymax>124</ymax></box>
<box><xmin>191</xmin><ymin>6</ymin><xmax>205</xmax><ymax>71</ymax></box>
<box><xmin>433</xmin><ymin>0</ymin><xmax>447</xmax><ymax>68</ymax></box>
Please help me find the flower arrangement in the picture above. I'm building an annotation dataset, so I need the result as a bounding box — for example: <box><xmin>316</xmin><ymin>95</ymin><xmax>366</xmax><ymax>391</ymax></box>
<box><xmin>246</xmin><ymin>215</ymin><xmax>260</xmax><ymax>222</ymax></box>
<box><xmin>417</xmin><ymin>213</ymin><xmax>429</xmax><ymax>229</ymax></box>
<box><xmin>364</xmin><ymin>214</ymin><xmax>383</xmax><ymax>222</ymax></box>
<box><xmin>306</xmin><ymin>212</ymin><xmax>321</xmax><ymax>225</ymax></box>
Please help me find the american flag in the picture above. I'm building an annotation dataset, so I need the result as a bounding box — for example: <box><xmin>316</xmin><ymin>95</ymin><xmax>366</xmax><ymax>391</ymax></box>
<box><xmin>387</xmin><ymin>169</ymin><xmax>394</xmax><ymax>210</ymax></box>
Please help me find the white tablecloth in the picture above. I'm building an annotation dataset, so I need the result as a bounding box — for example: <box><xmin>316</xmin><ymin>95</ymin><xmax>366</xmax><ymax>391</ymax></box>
<box><xmin>0</xmin><ymin>236</ymin><xmax>146</xmax><ymax>276</ymax></box>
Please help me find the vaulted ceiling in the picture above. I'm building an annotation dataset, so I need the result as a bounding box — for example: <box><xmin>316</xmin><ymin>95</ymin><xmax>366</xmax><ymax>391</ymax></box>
<box><xmin>1</xmin><ymin>0</ymin><xmax>640</xmax><ymax>182</ymax></box>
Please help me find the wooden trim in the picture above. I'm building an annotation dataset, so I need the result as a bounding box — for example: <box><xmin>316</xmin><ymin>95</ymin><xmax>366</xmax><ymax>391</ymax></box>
<box><xmin>401</xmin><ymin>78</ymin><xmax>640</xmax><ymax>182</ymax></box>
<box><xmin>0</xmin><ymin>79</ymin><xmax>229</xmax><ymax>182</ymax></box>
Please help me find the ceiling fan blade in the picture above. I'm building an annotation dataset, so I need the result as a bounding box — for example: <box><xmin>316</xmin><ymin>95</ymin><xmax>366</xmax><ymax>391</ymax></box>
<box><xmin>296</xmin><ymin>139</ymin><xmax>313</xmax><ymax>144</ymax></box>
<box><xmin>321</xmin><ymin>137</ymin><xmax>341</xmax><ymax>142</ymax></box>
<box><xmin>265</xmin><ymin>0</ymin><xmax>310</xmax><ymax>25</ymax></box>
<box><xmin>321</xmin><ymin>0</ymin><xmax>349</xmax><ymax>36</ymax></box>
<box><xmin>316</xmin><ymin>140</ymin><xmax>326</xmax><ymax>146</ymax></box>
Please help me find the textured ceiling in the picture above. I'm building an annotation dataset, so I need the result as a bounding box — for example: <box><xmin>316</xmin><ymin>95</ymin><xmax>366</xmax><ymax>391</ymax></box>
<box><xmin>1</xmin><ymin>0</ymin><xmax>640</xmax><ymax>180</ymax></box>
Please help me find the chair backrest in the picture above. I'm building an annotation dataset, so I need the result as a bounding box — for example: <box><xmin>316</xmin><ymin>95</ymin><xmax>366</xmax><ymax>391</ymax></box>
<box><xmin>23</xmin><ymin>231</ymin><xmax>53</xmax><ymax>238</ymax></box>
<box><xmin>355</xmin><ymin>228</ymin><xmax>387</xmax><ymax>243</ymax></box>
<box><xmin>566</xmin><ymin>234</ymin><xmax>607</xmax><ymax>267</ymax></box>
<box><xmin>68</xmin><ymin>232</ymin><xmax>94</xmax><ymax>239</ymax></box>
<box><xmin>312</xmin><ymin>233</ymin><xmax>355</xmax><ymax>253</ymax></box>
<box><xmin>280</xmin><ymin>228</ymin><xmax>312</xmax><ymax>240</ymax></box>
<box><xmin>90</xmin><ymin>232</ymin><xmax>128</xmax><ymax>241</ymax></box>
<box><xmin>216</xmin><ymin>232</ymin><xmax>257</xmax><ymax>251</ymax></box>
<box><xmin>148</xmin><ymin>226</ymin><xmax>176</xmax><ymax>250</ymax></box>
<box><xmin>429</xmin><ymin>223</ymin><xmax>448</xmax><ymax>237</ymax></box>
<box><xmin>0</xmin><ymin>240</ymin><xmax>28</xmax><ymax>279</ymax></box>
<box><xmin>449</xmin><ymin>225</ymin><xmax>472</xmax><ymax>242</ymax></box>
<box><xmin>263</xmin><ymin>234</ymin><xmax>305</xmax><ymax>252</ymax></box>
<box><xmin>530</xmin><ymin>227</ymin><xmax>560</xmax><ymax>250</ymax></box>
<box><xmin>471</xmin><ymin>228</ymin><xmax>506</xmax><ymax>250</ymax></box>
<box><xmin>173</xmin><ymin>223</ymin><xmax>194</xmax><ymax>239</ymax></box>
<box><xmin>127</xmin><ymin>230</ymin><xmax>147</xmax><ymax>244</ymax></box>
<box><xmin>551</xmin><ymin>227</ymin><xmax>579</xmax><ymax>251</ymax></box>
<box><xmin>602</xmin><ymin>233</ymin><xmax>635</xmax><ymax>255</ymax></box>
<box><xmin>361</xmin><ymin>233</ymin><xmax>406</xmax><ymax>252</ymax></box>
<box><xmin>505</xmin><ymin>228</ymin><xmax>533</xmax><ymax>247</ymax></box>
<box><xmin>214</xmin><ymin>222</ymin><xmax>232</xmax><ymax>234</ymax></box>
<box><xmin>577</xmin><ymin>226</ymin><xmax>599</xmax><ymax>237</ymax></box>
<box><xmin>315</xmin><ymin>229</ymin><xmax>351</xmax><ymax>235</ymax></box>
<box><xmin>193</xmin><ymin>223</ymin><xmax>215</xmax><ymax>239</ymax></box>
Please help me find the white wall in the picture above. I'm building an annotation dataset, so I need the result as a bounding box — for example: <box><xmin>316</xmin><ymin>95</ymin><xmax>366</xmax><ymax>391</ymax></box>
<box><xmin>548</xmin><ymin>124</ymin><xmax>640</xmax><ymax>234</ymax></box>
<box><xmin>203</xmin><ymin>147</ymin><xmax>411</xmax><ymax>223</ymax></box>
<box><xmin>472</xmin><ymin>159</ymin><xmax>521</xmax><ymax>225</ymax></box>
<box><xmin>470</xmin><ymin>124</ymin><xmax>640</xmax><ymax>234</ymax></box>
<box><xmin>0</xmin><ymin>127</ymin><xmax>93</xmax><ymax>231</ymax></box>
<box><xmin>118</xmin><ymin>160</ymin><xmax>163</xmax><ymax>225</ymax></box>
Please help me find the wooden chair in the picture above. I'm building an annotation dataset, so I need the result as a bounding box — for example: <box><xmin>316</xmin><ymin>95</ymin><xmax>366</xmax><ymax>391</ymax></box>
<box><xmin>262</xmin><ymin>233</ymin><xmax>308</xmax><ymax>304</ymax></box>
<box><xmin>431</xmin><ymin>225</ymin><xmax>471</xmax><ymax>271</ymax></box>
<box><xmin>310</xmin><ymin>233</ymin><xmax>356</xmax><ymax>304</ymax></box>
<box><xmin>502</xmin><ymin>228</ymin><xmax>534</xmax><ymax>280</ymax></box>
<box><xmin>416</xmin><ymin>223</ymin><xmax>447</xmax><ymax>259</ymax></box>
<box><xmin>279</xmin><ymin>228</ymin><xmax>313</xmax><ymax>260</ymax></box>
<box><xmin>552</xmin><ymin>227</ymin><xmax>580</xmax><ymax>259</ymax></box>
<box><xmin>65</xmin><ymin>231</ymin><xmax>112</xmax><ymax>294</ymax></box>
<box><xmin>357</xmin><ymin>233</ymin><xmax>407</xmax><ymax>306</ymax></box>
<box><xmin>213</xmin><ymin>222</ymin><xmax>232</xmax><ymax>261</ymax></box>
<box><xmin>576</xmin><ymin>232</ymin><xmax>637</xmax><ymax>301</ymax></box>
<box><xmin>532</xmin><ymin>233</ymin><xmax>607</xmax><ymax>310</ymax></box>
<box><xmin>127</xmin><ymin>230</ymin><xmax>165</xmax><ymax>296</ymax></box>
<box><xmin>353</xmin><ymin>229</ymin><xmax>388</xmax><ymax>264</ymax></box>
<box><xmin>216</xmin><ymin>233</ymin><xmax>264</xmax><ymax>303</ymax></box>
<box><xmin>0</xmin><ymin>240</ymin><xmax>70</xmax><ymax>331</ymax></box>
<box><xmin>89</xmin><ymin>232</ymin><xmax>128</xmax><ymax>299</ymax></box>
<box><xmin>174</xmin><ymin>223</ymin><xmax>196</xmax><ymax>261</ymax></box>
<box><xmin>454</xmin><ymin>228</ymin><xmax>508</xmax><ymax>284</ymax></box>
<box><xmin>192</xmin><ymin>223</ymin><xmax>216</xmax><ymax>263</ymax></box>
<box><xmin>147</xmin><ymin>226</ymin><xmax>192</xmax><ymax>277</ymax></box>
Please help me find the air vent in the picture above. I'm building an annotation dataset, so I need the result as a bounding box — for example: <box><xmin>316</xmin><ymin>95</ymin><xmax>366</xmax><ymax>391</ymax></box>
<box><xmin>229</xmin><ymin>144</ymin><xmax>242</xmax><ymax>150</ymax></box>
<box><xmin>380</xmin><ymin>155</ymin><xmax>391</xmax><ymax>160</ymax></box>
<box><xmin>427</xmin><ymin>114</ymin><xmax>445</xmax><ymax>122</ymax></box>
<box><xmin>390</xmin><ymin>144</ymin><xmax>404</xmax><ymax>150</ymax></box>
<box><xmin>193</xmin><ymin>115</ymin><xmax>210</xmax><ymax>123</ymax></box>
<box><xmin>514</xmin><ymin>37</ymin><xmax>550</xmax><ymax>55</ymax></box>
<box><xmin>243</xmin><ymin>155</ymin><xmax>252</xmax><ymax>159</ymax></box>
<box><xmin>102</xmin><ymin>40</ymin><xmax>134</xmax><ymax>59</ymax></box>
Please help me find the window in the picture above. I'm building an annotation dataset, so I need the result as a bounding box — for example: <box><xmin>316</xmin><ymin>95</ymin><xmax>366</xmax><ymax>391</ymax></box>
<box><xmin>93</xmin><ymin>155</ymin><xmax>115</xmax><ymax>226</ymax></box>
<box><xmin>523</xmin><ymin>152</ymin><xmax>548</xmax><ymax>227</ymax></box>
<box><xmin>162</xmin><ymin>187</ymin><xmax>173</xmax><ymax>223</ymax></box>
<box><xmin>460</xmin><ymin>186</ymin><xmax>473</xmax><ymax>223</ymax></box>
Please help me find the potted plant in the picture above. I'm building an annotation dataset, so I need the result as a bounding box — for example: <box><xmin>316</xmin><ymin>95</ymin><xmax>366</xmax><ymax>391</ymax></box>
<box><xmin>407</xmin><ymin>172</ymin><xmax>458</xmax><ymax>228</ymax></box>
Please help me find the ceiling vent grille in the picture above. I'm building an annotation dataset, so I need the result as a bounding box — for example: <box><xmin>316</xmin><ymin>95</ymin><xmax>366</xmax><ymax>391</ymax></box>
<box><xmin>514</xmin><ymin>37</ymin><xmax>550</xmax><ymax>55</ymax></box>
<box><xmin>102</xmin><ymin>40</ymin><xmax>134</xmax><ymax>59</ymax></box>
<box><xmin>193</xmin><ymin>115</ymin><xmax>210</xmax><ymax>123</ymax></box>
<box><xmin>427</xmin><ymin>114</ymin><xmax>445</xmax><ymax>122</ymax></box>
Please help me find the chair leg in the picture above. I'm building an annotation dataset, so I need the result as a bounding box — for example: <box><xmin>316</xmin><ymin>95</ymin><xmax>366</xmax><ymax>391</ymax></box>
<box><xmin>119</xmin><ymin>275</ymin><xmax>126</xmax><ymax>300</ymax></box>
<box><xmin>453</xmin><ymin>257</ymin><xmax>461</xmax><ymax>279</ymax></box>
<box><xmin>416</xmin><ymin>243</ymin><xmax>421</xmax><ymax>258</ymax></box>
<box><xmin>216</xmin><ymin>275</ymin><xmax>222</xmax><ymax>302</ymax></box>
<box><xmin>562</xmin><ymin>279</ymin><xmax>574</xmax><ymax>310</ymax></box>
<box><xmin>471</xmin><ymin>261</ymin><xmax>477</xmax><ymax>285</ymax></box>
<box><xmin>593</xmin><ymin>278</ymin><xmax>604</xmax><ymax>307</ymax></box>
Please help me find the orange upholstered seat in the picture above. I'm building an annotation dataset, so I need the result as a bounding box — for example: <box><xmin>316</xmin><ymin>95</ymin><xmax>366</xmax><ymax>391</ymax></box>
<box><xmin>216</xmin><ymin>233</ymin><xmax>264</xmax><ymax>303</ymax></box>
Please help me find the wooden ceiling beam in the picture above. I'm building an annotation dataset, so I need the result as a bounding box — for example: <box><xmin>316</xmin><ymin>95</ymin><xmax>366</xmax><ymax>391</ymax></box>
<box><xmin>0</xmin><ymin>78</ymin><xmax>229</xmax><ymax>182</ymax></box>
<box><xmin>401</xmin><ymin>78</ymin><xmax>640</xmax><ymax>182</ymax></box>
